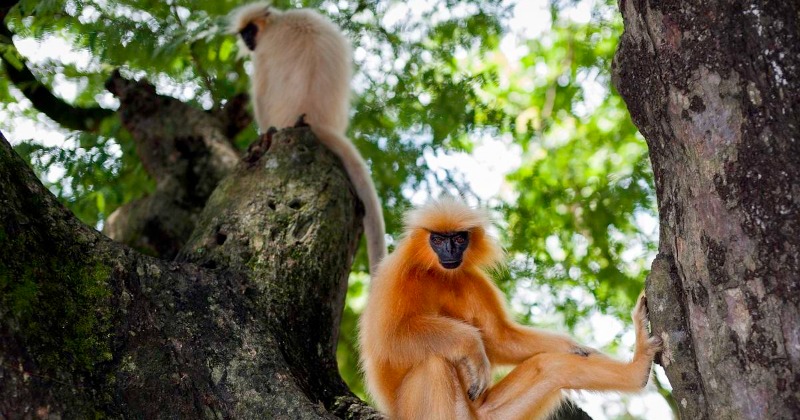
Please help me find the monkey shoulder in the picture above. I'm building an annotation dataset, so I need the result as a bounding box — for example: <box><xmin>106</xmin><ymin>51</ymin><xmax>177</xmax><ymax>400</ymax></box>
<box><xmin>280</xmin><ymin>9</ymin><xmax>344</xmax><ymax>38</ymax></box>
<box><xmin>460</xmin><ymin>271</ymin><xmax>503</xmax><ymax>298</ymax></box>
<box><xmin>366</xmin><ymin>277</ymin><xmax>433</xmax><ymax>318</ymax></box>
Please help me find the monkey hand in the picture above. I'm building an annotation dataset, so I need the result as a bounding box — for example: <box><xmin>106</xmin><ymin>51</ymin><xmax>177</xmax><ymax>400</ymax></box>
<box><xmin>456</xmin><ymin>340</ymin><xmax>491</xmax><ymax>401</ymax></box>
<box><xmin>632</xmin><ymin>292</ymin><xmax>664</xmax><ymax>361</ymax></box>
<box><xmin>630</xmin><ymin>292</ymin><xmax>664</xmax><ymax>387</ymax></box>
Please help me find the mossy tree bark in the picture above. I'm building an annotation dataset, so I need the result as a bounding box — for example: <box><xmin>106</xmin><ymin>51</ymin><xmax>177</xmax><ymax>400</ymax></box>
<box><xmin>0</xmin><ymin>125</ymin><xmax>381</xmax><ymax>418</ymax></box>
<box><xmin>613</xmin><ymin>0</ymin><xmax>799</xmax><ymax>418</ymax></box>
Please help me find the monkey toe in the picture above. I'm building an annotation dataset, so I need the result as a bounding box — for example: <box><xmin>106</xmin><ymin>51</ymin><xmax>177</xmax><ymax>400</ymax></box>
<box><xmin>641</xmin><ymin>370</ymin><xmax>652</xmax><ymax>388</ymax></box>
<box><xmin>294</xmin><ymin>114</ymin><xmax>309</xmax><ymax>128</ymax></box>
<box><xmin>243</xmin><ymin>129</ymin><xmax>278</xmax><ymax>164</ymax></box>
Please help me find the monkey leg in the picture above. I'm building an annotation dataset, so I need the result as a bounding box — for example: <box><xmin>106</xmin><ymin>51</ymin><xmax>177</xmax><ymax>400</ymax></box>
<box><xmin>395</xmin><ymin>357</ymin><xmax>473</xmax><ymax>420</ymax></box>
<box><xmin>294</xmin><ymin>113</ymin><xmax>309</xmax><ymax>127</ymax></box>
<box><xmin>476</xmin><ymin>350</ymin><xmax>656</xmax><ymax>420</ymax></box>
<box><xmin>472</xmin><ymin>353</ymin><xmax>564</xmax><ymax>420</ymax></box>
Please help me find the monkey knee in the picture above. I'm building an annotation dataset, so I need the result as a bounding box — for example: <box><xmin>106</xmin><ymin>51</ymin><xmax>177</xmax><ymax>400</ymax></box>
<box><xmin>424</xmin><ymin>356</ymin><xmax>456</xmax><ymax>377</ymax></box>
<box><xmin>396</xmin><ymin>358</ymin><xmax>460</xmax><ymax>418</ymax></box>
<box><xmin>519</xmin><ymin>354</ymin><xmax>571</xmax><ymax>387</ymax></box>
<box><xmin>415</xmin><ymin>357</ymin><xmax>459</xmax><ymax>393</ymax></box>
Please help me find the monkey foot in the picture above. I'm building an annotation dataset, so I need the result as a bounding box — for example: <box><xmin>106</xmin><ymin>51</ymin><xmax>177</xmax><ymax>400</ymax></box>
<box><xmin>243</xmin><ymin>127</ymin><xmax>278</xmax><ymax>165</ymax></box>
<box><xmin>294</xmin><ymin>114</ymin><xmax>309</xmax><ymax>128</ymax></box>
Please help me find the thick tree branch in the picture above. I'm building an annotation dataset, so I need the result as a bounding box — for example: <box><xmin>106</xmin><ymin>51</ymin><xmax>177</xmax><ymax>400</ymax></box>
<box><xmin>0</xmin><ymin>127</ymin><xmax>380</xmax><ymax>418</ymax></box>
<box><xmin>0</xmin><ymin>5</ymin><xmax>114</xmax><ymax>132</ymax></box>
<box><xmin>103</xmin><ymin>71</ymin><xmax>241</xmax><ymax>259</ymax></box>
<box><xmin>178</xmin><ymin>127</ymin><xmax>378</xmax><ymax>416</ymax></box>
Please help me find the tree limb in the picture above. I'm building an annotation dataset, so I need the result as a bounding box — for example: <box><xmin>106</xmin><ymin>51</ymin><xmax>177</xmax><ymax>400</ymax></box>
<box><xmin>103</xmin><ymin>70</ymin><xmax>241</xmax><ymax>259</ymax></box>
<box><xmin>0</xmin><ymin>126</ymin><xmax>380</xmax><ymax>418</ymax></box>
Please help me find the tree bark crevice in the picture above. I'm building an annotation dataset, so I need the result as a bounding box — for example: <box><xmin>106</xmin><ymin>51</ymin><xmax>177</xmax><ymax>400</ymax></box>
<box><xmin>646</xmin><ymin>253</ymin><xmax>707</xmax><ymax>417</ymax></box>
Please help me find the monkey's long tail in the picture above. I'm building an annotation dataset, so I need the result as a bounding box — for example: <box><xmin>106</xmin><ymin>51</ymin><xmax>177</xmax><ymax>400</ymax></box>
<box><xmin>313</xmin><ymin>126</ymin><xmax>387</xmax><ymax>273</ymax></box>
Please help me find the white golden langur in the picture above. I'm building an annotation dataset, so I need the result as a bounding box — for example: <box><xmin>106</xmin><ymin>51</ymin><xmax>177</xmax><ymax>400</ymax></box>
<box><xmin>229</xmin><ymin>2</ymin><xmax>386</xmax><ymax>271</ymax></box>
<box><xmin>360</xmin><ymin>197</ymin><xmax>663</xmax><ymax>419</ymax></box>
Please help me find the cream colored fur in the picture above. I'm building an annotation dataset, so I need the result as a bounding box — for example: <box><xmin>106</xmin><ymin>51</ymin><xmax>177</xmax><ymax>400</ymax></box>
<box><xmin>230</xmin><ymin>2</ymin><xmax>386</xmax><ymax>271</ymax></box>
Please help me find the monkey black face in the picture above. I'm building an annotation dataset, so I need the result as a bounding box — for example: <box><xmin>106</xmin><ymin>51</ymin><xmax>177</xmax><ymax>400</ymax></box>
<box><xmin>239</xmin><ymin>23</ymin><xmax>259</xmax><ymax>51</ymax></box>
<box><xmin>429</xmin><ymin>231</ymin><xmax>470</xmax><ymax>269</ymax></box>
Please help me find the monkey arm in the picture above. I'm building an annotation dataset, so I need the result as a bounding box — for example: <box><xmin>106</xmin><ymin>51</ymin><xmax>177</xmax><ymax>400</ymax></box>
<box><xmin>483</xmin><ymin>323</ymin><xmax>595</xmax><ymax>365</ymax></box>
<box><xmin>392</xmin><ymin>315</ymin><xmax>492</xmax><ymax>400</ymax></box>
<box><xmin>388</xmin><ymin>315</ymin><xmax>486</xmax><ymax>365</ymax></box>
<box><xmin>470</xmin><ymin>279</ymin><xmax>594</xmax><ymax>365</ymax></box>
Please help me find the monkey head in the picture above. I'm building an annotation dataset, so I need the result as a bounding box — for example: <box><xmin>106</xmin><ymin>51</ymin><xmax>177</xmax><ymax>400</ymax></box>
<box><xmin>428</xmin><ymin>231</ymin><xmax>470</xmax><ymax>269</ymax></box>
<box><xmin>239</xmin><ymin>21</ymin><xmax>262</xmax><ymax>51</ymax></box>
<box><xmin>401</xmin><ymin>197</ymin><xmax>504</xmax><ymax>273</ymax></box>
<box><xmin>229</xmin><ymin>2</ymin><xmax>279</xmax><ymax>51</ymax></box>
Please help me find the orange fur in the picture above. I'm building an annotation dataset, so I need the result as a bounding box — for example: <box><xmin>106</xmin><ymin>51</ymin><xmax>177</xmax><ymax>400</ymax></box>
<box><xmin>229</xmin><ymin>2</ymin><xmax>386</xmax><ymax>272</ymax></box>
<box><xmin>359</xmin><ymin>197</ymin><xmax>662</xmax><ymax>419</ymax></box>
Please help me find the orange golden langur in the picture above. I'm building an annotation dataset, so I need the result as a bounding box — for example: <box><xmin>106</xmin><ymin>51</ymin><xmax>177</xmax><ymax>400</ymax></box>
<box><xmin>359</xmin><ymin>197</ymin><xmax>663</xmax><ymax>420</ymax></box>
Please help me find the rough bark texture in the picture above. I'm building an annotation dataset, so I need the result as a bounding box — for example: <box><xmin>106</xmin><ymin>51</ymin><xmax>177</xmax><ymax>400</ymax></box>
<box><xmin>0</xmin><ymin>127</ymin><xmax>381</xmax><ymax>418</ymax></box>
<box><xmin>613</xmin><ymin>0</ymin><xmax>799</xmax><ymax>418</ymax></box>
<box><xmin>103</xmin><ymin>72</ymin><xmax>246</xmax><ymax>260</ymax></box>
<box><xmin>177</xmin><ymin>127</ymin><xmax>367</xmax><ymax>417</ymax></box>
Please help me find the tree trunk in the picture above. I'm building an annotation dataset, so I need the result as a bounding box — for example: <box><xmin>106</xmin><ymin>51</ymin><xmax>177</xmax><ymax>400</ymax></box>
<box><xmin>0</xmin><ymin>126</ymin><xmax>381</xmax><ymax>418</ymax></box>
<box><xmin>613</xmin><ymin>0</ymin><xmax>800</xmax><ymax>418</ymax></box>
<box><xmin>102</xmin><ymin>72</ymin><xmax>247</xmax><ymax>260</ymax></box>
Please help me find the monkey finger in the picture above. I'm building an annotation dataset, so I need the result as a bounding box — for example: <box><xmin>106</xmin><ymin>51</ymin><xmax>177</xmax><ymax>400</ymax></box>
<box><xmin>466</xmin><ymin>371</ymin><xmax>488</xmax><ymax>401</ymax></box>
<box><xmin>471</xmin><ymin>354</ymin><xmax>491</xmax><ymax>400</ymax></box>
<box><xmin>455</xmin><ymin>359</ymin><xmax>475</xmax><ymax>391</ymax></box>
<box><xmin>468</xmin><ymin>382</ymin><xmax>484</xmax><ymax>401</ymax></box>
<box><xmin>456</xmin><ymin>357</ymin><xmax>487</xmax><ymax>401</ymax></box>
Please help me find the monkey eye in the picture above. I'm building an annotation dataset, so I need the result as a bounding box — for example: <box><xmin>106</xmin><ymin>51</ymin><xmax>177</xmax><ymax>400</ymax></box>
<box><xmin>431</xmin><ymin>236</ymin><xmax>444</xmax><ymax>245</ymax></box>
<box><xmin>454</xmin><ymin>236</ymin><xmax>465</xmax><ymax>244</ymax></box>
